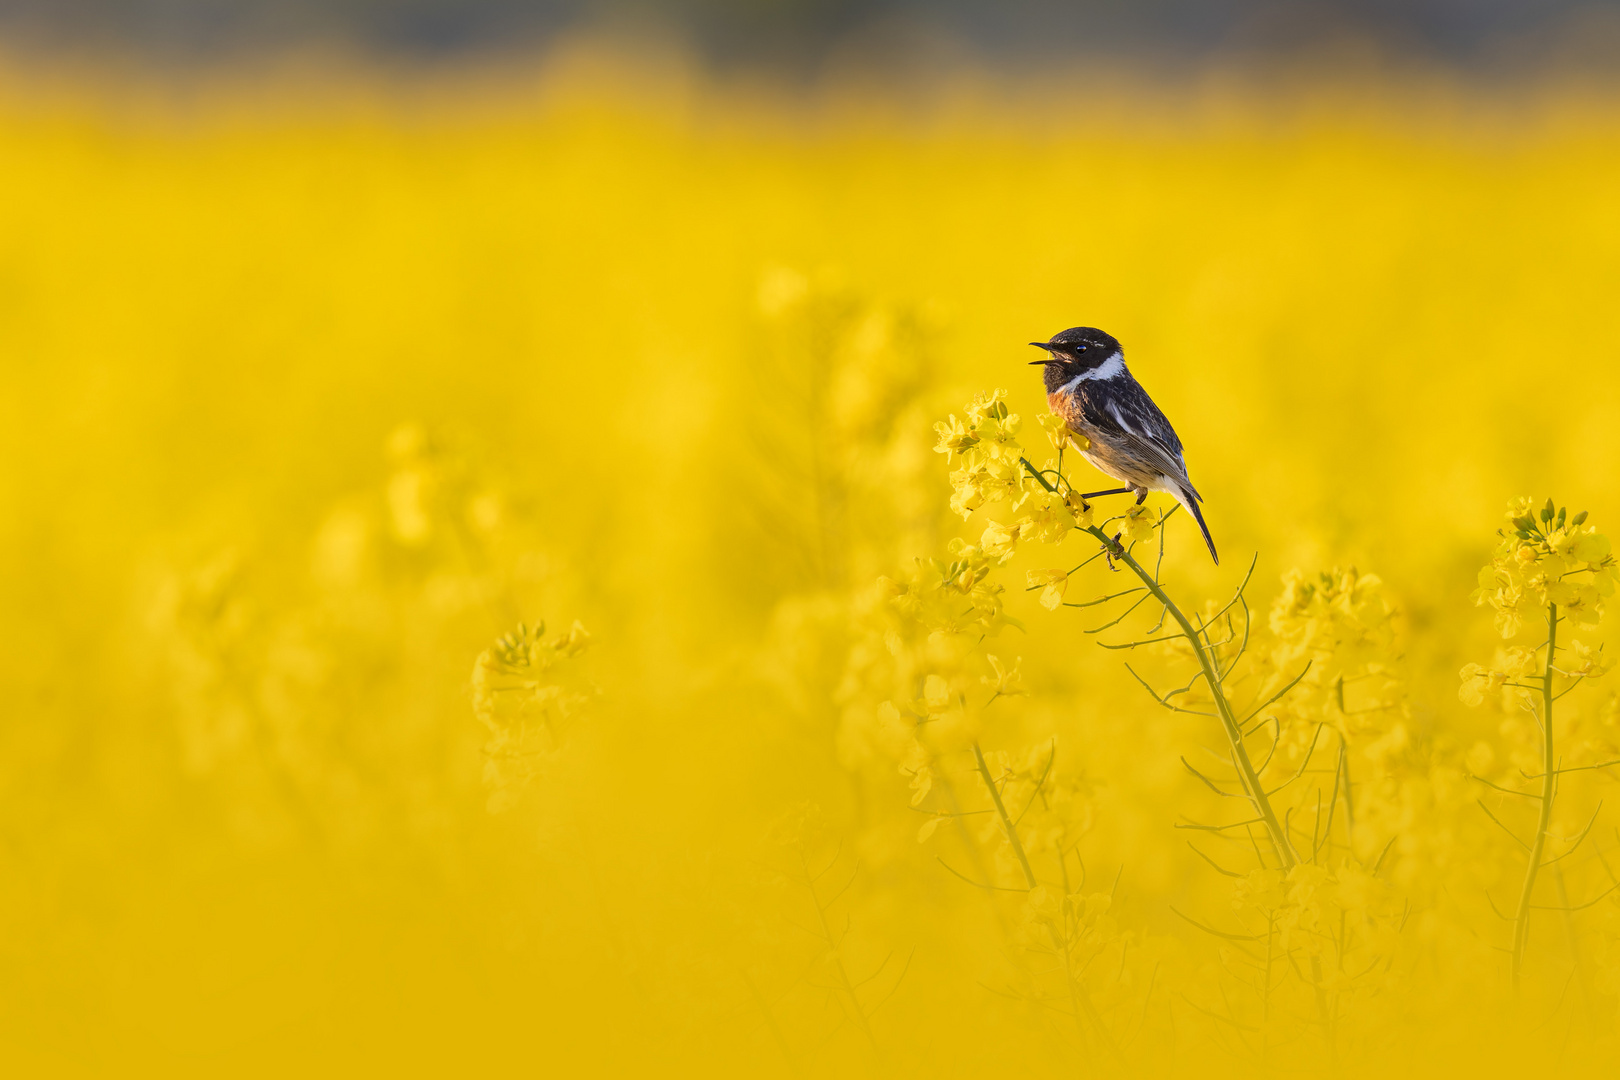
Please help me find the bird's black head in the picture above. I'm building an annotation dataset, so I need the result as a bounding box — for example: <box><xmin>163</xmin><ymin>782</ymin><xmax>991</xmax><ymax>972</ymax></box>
<box><xmin>1028</xmin><ymin>326</ymin><xmax>1123</xmax><ymax>393</ymax></box>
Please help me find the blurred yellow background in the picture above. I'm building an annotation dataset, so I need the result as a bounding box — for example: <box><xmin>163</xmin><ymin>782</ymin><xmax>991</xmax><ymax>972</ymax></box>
<box><xmin>2</xmin><ymin>31</ymin><xmax>1620</xmax><ymax>1076</ymax></box>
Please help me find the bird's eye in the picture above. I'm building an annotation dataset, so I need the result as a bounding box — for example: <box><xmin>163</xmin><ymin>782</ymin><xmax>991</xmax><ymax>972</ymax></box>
<box><xmin>1076</xmin><ymin>345</ymin><xmax>1088</xmax><ymax>352</ymax></box>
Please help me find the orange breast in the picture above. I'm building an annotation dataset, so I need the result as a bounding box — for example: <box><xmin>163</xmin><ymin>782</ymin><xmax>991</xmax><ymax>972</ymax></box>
<box><xmin>1047</xmin><ymin>391</ymin><xmax>1155</xmax><ymax>488</ymax></box>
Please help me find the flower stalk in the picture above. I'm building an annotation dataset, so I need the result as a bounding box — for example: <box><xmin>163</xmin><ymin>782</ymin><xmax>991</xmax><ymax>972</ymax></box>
<box><xmin>968</xmin><ymin>738</ymin><xmax>1117</xmax><ymax>1058</ymax></box>
<box><xmin>1510</xmin><ymin>603</ymin><xmax>1557</xmax><ymax>991</ymax></box>
<box><xmin>1460</xmin><ymin>496</ymin><xmax>1619</xmax><ymax>991</ymax></box>
<box><xmin>972</xmin><ymin>741</ymin><xmax>1038</xmax><ymax>888</ymax></box>
<box><xmin>1021</xmin><ymin>460</ymin><xmax>1298</xmax><ymax>868</ymax></box>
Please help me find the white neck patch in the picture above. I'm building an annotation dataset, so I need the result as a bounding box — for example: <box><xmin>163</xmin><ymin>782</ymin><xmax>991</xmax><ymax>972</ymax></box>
<box><xmin>1056</xmin><ymin>351</ymin><xmax>1125</xmax><ymax>394</ymax></box>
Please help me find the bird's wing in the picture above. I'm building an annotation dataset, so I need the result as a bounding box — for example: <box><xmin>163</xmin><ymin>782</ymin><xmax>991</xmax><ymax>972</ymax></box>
<box><xmin>1077</xmin><ymin>378</ymin><xmax>1202</xmax><ymax>501</ymax></box>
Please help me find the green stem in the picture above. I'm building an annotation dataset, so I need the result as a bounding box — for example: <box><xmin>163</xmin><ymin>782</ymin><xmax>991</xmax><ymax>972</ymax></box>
<box><xmin>1083</xmin><ymin>523</ymin><xmax>1298</xmax><ymax>868</ymax></box>
<box><xmin>1016</xmin><ymin>458</ymin><xmax>1296</xmax><ymax>866</ymax></box>
<box><xmin>1334</xmin><ymin>677</ymin><xmax>1355</xmax><ymax>844</ymax></box>
<box><xmin>800</xmin><ymin>845</ymin><xmax>881</xmax><ymax>1054</ymax></box>
<box><xmin>1017</xmin><ymin>460</ymin><xmax>1325</xmax><ymax>1048</ymax></box>
<box><xmin>1089</xmin><ymin>522</ymin><xmax>1339</xmax><ymax>1053</ymax></box>
<box><xmin>971</xmin><ymin>739</ymin><xmax>1117</xmax><ymax>1059</ymax></box>
<box><xmin>1511</xmin><ymin>603</ymin><xmax>1558</xmax><ymax>993</ymax></box>
<box><xmin>972</xmin><ymin>741</ymin><xmax>1038</xmax><ymax>888</ymax></box>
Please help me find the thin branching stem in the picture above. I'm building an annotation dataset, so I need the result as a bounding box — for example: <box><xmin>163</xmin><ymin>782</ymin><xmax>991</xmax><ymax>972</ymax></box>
<box><xmin>1241</xmin><ymin>662</ymin><xmax>1314</xmax><ymax>727</ymax></box>
<box><xmin>970</xmin><ymin>738</ymin><xmax>1118</xmax><ymax>1058</ymax></box>
<box><xmin>1540</xmin><ymin>802</ymin><xmax>1603</xmax><ymax>867</ymax></box>
<box><xmin>973</xmin><ymin>741</ymin><xmax>1038</xmax><ymax>890</ymax></box>
<box><xmin>1511</xmin><ymin>604</ymin><xmax>1558</xmax><ymax>992</ymax></box>
<box><xmin>1023</xmin><ymin>457</ymin><xmax>1298</xmax><ymax>866</ymax></box>
<box><xmin>1084</xmin><ymin>520</ymin><xmax>1296</xmax><ymax>865</ymax></box>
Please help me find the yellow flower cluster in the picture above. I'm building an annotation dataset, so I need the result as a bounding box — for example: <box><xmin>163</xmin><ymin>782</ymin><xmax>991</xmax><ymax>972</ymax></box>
<box><xmin>1471</xmin><ymin>497</ymin><xmax>1618</xmax><ymax>637</ymax></box>
<box><xmin>881</xmin><ymin>538</ymin><xmax>1017</xmax><ymax>641</ymax></box>
<box><xmin>1460</xmin><ymin>498</ymin><xmax>1619</xmax><ymax>705</ymax></box>
<box><xmin>1230</xmin><ymin>861</ymin><xmax>1399</xmax><ymax>963</ymax></box>
<box><xmin>933</xmin><ymin>389</ymin><xmax>1092</xmax><ymax>563</ymax></box>
<box><xmin>1264</xmin><ymin>567</ymin><xmax>1406</xmax><ymax>746</ymax></box>
<box><xmin>470</xmin><ymin>619</ymin><xmax>592</xmax><ymax>810</ymax></box>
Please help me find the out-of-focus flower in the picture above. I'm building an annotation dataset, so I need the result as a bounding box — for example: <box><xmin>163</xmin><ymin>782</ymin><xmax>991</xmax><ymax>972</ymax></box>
<box><xmin>981</xmin><ymin>519</ymin><xmax>1021</xmax><ymax>563</ymax></box>
<box><xmin>1472</xmin><ymin>498</ymin><xmax>1619</xmax><ymax>638</ymax></box>
<box><xmin>1563</xmin><ymin>639</ymin><xmax>1612</xmax><ymax>678</ymax></box>
<box><xmin>1462</xmin><ymin>500</ymin><xmax>1618</xmax><ymax>707</ymax></box>
<box><xmin>983</xmin><ymin>655</ymin><xmax>1026</xmax><ymax>699</ymax></box>
<box><xmin>1458</xmin><ymin>662</ymin><xmax>1507</xmax><ymax>706</ymax></box>
<box><xmin>1028</xmin><ymin>568</ymin><xmax>1069</xmax><ymax>611</ymax></box>
<box><xmin>471</xmin><ymin>619</ymin><xmax>594</xmax><ymax>810</ymax></box>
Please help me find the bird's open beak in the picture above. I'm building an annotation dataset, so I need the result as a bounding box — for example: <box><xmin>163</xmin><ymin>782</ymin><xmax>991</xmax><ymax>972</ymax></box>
<box><xmin>1029</xmin><ymin>341</ymin><xmax>1058</xmax><ymax>364</ymax></box>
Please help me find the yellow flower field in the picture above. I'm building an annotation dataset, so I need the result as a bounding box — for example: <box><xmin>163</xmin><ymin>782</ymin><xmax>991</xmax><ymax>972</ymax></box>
<box><xmin>2</xmin><ymin>51</ymin><xmax>1620</xmax><ymax>1076</ymax></box>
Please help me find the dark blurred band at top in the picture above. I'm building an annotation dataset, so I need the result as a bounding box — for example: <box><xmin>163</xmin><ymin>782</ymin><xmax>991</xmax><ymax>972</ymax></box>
<box><xmin>1</xmin><ymin>0</ymin><xmax>1618</xmax><ymax>73</ymax></box>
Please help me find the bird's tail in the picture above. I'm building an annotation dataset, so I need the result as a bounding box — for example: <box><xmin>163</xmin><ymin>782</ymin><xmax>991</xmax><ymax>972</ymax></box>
<box><xmin>1170</xmin><ymin>486</ymin><xmax>1219</xmax><ymax>565</ymax></box>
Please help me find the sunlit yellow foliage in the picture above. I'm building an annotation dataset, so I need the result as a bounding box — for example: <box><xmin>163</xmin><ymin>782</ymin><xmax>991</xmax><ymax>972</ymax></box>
<box><xmin>2</xmin><ymin>51</ymin><xmax>1620</xmax><ymax>1076</ymax></box>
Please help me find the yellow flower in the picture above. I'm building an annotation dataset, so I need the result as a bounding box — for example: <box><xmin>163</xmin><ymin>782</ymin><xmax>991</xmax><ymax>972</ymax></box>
<box><xmin>1497</xmin><ymin>645</ymin><xmax>1539</xmax><ymax>678</ymax></box>
<box><xmin>933</xmin><ymin>414</ymin><xmax>978</xmax><ymax>455</ymax></box>
<box><xmin>948</xmin><ymin>465</ymin><xmax>985</xmax><ymax>518</ymax></box>
<box><xmin>1064</xmin><ymin>490</ymin><xmax>1095</xmax><ymax>530</ymax></box>
<box><xmin>471</xmin><ymin>618</ymin><xmax>593</xmax><ymax>810</ymax></box>
<box><xmin>555</xmin><ymin>620</ymin><xmax>592</xmax><ymax>658</ymax></box>
<box><xmin>1027</xmin><ymin>568</ymin><xmax>1069</xmax><ymax>610</ymax></box>
<box><xmin>1474</xmin><ymin>499</ymin><xmax>1617</xmax><ymax>638</ymax></box>
<box><xmin>976</xmin><ymin>413</ymin><xmax>1023</xmax><ymax>462</ymax></box>
<box><xmin>965</xmin><ymin>388</ymin><xmax>1011</xmax><ymax>424</ymax></box>
<box><xmin>1025</xmin><ymin>884</ymin><xmax>1061</xmax><ymax>922</ymax></box>
<box><xmin>983</xmin><ymin>654</ymin><xmax>1026</xmax><ymax>698</ymax></box>
<box><xmin>1233</xmin><ymin>867</ymin><xmax>1287</xmax><ymax>913</ymax></box>
<box><xmin>1456</xmin><ymin>645</ymin><xmax>1539</xmax><ymax>706</ymax></box>
<box><xmin>981</xmin><ymin>520</ymin><xmax>1021</xmax><ymax>563</ymax></box>
<box><xmin>1458</xmin><ymin>662</ymin><xmax>1507</xmax><ymax>706</ymax></box>
<box><xmin>907</xmin><ymin>762</ymin><xmax>934</xmax><ymax>807</ymax></box>
<box><xmin>977</xmin><ymin>459</ymin><xmax>1025</xmax><ymax>505</ymax></box>
<box><xmin>1564</xmin><ymin>640</ymin><xmax>1612</xmax><ymax>679</ymax></box>
<box><xmin>1017</xmin><ymin>489</ymin><xmax>1077</xmax><ymax>545</ymax></box>
<box><xmin>1563</xmin><ymin>585</ymin><xmax>1605</xmax><ymax>626</ymax></box>
<box><xmin>1123</xmin><ymin>503</ymin><xmax>1156</xmax><ymax>545</ymax></box>
<box><xmin>1036</xmin><ymin>410</ymin><xmax>1089</xmax><ymax>452</ymax></box>
<box><xmin>1573</xmin><ymin>530</ymin><xmax>1611</xmax><ymax>564</ymax></box>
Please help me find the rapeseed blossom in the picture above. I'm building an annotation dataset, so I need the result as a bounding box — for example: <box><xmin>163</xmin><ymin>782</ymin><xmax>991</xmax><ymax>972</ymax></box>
<box><xmin>1472</xmin><ymin>498</ymin><xmax>1617</xmax><ymax>637</ymax></box>
<box><xmin>471</xmin><ymin>619</ymin><xmax>593</xmax><ymax>809</ymax></box>
<box><xmin>1458</xmin><ymin>499</ymin><xmax>1620</xmax><ymax>990</ymax></box>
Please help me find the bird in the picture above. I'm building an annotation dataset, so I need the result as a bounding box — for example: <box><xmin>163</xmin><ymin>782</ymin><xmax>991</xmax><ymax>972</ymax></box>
<box><xmin>1029</xmin><ymin>326</ymin><xmax>1218</xmax><ymax>564</ymax></box>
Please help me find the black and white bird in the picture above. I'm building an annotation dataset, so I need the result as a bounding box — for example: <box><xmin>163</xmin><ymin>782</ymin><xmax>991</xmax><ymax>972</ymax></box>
<box><xmin>1030</xmin><ymin>327</ymin><xmax>1218</xmax><ymax>564</ymax></box>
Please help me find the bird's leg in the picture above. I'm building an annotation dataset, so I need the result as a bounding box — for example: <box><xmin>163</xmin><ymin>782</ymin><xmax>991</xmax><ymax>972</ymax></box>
<box><xmin>1078</xmin><ymin>486</ymin><xmax>1134</xmax><ymax>500</ymax></box>
<box><xmin>1134</xmin><ymin>487</ymin><xmax>1148</xmax><ymax>505</ymax></box>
